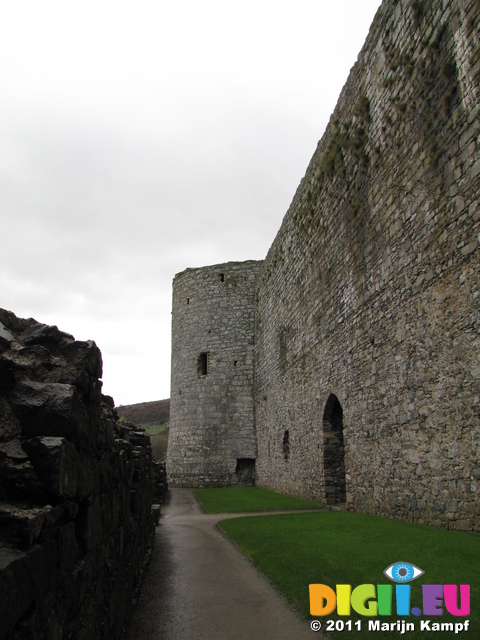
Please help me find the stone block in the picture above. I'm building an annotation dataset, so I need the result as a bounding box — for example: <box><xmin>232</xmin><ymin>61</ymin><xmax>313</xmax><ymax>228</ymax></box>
<box><xmin>10</xmin><ymin>380</ymin><xmax>84</xmax><ymax>440</ymax></box>
<box><xmin>21</xmin><ymin>436</ymin><xmax>93</xmax><ymax>500</ymax></box>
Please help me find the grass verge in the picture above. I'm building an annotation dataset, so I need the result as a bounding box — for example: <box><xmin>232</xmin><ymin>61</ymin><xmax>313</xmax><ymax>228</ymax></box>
<box><xmin>218</xmin><ymin>511</ymin><xmax>479</xmax><ymax>639</ymax></box>
<box><xmin>147</xmin><ymin>425</ymin><xmax>169</xmax><ymax>460</ymax></box>
<box><xmin>144</xmin><ymin>424</ymin><xmax>168</xmax><ymax>435</ymax></box>
<box><xmin>194</xmin><ymin>486</ymin><xmax>323</xmax><ymax>513</ymax></box>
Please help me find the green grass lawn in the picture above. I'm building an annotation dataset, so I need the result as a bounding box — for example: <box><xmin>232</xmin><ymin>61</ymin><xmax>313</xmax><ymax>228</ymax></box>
<box><xmin>144</xmin><ymin>423</ymin><xmax>168</xmax><ymax>435</ymax></box>
<box><xmin>194</xmin><ymin>486</ymin><xmax>323</xmax><ymax>513</ymax></box>
<box><xmin>217</xmin><ymin>508</ymin><xmax>479</xmax><ymax>640</ymax></box>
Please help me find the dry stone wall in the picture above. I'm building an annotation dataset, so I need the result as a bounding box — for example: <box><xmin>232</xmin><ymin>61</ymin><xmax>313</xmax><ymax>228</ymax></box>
<box><xmin>0</xmin><ymin>309</ymin><xmax>154</xmax><ymax>640</ymax></box>
<box><xmin>254</xmin><ymin>0</ymin><xmax>479</xmax><ymax>531</ymax></box>
<box><xmin>168</xmin><ymin>261</ymin><xmax>262</xmax><ymax>486</ymax></box>
<box><xmin>169</xmin><ymin>0</ymin><xmax>479</xmax><ymax>532</ymax></box>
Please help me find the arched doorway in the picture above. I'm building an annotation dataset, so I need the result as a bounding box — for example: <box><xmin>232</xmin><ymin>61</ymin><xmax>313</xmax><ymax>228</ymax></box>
<box><xmin>323</xmin><ymin>394</ymin><xmax>346</xmax><ymax>504</ymax></box>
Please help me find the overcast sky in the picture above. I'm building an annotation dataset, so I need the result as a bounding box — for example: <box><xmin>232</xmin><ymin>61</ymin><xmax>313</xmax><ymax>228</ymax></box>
<box><xmin>0</xmin><ymin>0</ymin><xmax>382</xmax><ymax>406</ymax></box>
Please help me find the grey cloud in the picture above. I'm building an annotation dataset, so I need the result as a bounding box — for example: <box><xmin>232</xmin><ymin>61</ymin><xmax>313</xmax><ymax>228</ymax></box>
<box><xmin>1</xmin><ymin>1</ymin><xmax>383</xmax><ymax>403</ymax></box>
<box><xmin>0</xmin><ymin>107</ymin><xmax>326</xmax><ymax>403</ymax></box>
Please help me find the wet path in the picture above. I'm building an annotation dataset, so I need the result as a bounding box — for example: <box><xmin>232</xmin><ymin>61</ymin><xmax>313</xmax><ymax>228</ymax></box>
<box><xmin>125</xmin><ymin>488</ymin><xmax>318</xmax><ymax>640</ymax></box>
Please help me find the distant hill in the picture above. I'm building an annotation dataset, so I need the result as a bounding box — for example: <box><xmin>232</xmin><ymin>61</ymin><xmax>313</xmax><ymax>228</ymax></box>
<box><xmin>116</xmin><ymin>399</ymin><xmax>170</xmax><ymax>428</ymax></box>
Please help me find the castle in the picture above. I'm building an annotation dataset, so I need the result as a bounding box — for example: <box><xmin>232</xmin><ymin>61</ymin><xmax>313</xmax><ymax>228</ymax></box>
<box><xmin>167</xmin><ymin>0</ymin><xmax>479</xmax><ymax>532</ymax></box>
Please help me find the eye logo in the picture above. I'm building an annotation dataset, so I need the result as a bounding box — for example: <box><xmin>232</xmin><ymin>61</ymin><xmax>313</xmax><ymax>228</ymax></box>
<box><xmin>384</xmin><ymin>561</ymin><xmax>424</xmax><ymax>583</ymax></box>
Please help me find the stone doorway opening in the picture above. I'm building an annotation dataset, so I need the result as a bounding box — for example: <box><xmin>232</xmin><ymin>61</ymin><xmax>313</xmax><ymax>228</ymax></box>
<box><xmin>235</xmin><ymin>458</ymin><xmax>255</xmax><ymax>485</ymax></box>
<box><xmin>322</xmin><ymin>394</ymin><xmax>346</xmax><ymax>504</ymax></box>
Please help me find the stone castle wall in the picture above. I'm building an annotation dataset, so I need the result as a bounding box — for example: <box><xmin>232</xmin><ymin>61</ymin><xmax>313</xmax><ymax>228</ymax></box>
<box><xmin>0</xmin><ymin>310</ymin><xmax>155</xmax><ymax>639</ymax></box>
<box><xmin>167</xmin><ymin>261</ymin><xmax>262</xmax><ymax>486</ymax></box>
<box><xmin>168</xmin><ymin>0</ymin><xmax>479</xmax><ymax>531</ymax></box>
<box><xmin>255</xmin><ymin>0</ymin><xmax>479</xmax><ymax>530</ymax></box>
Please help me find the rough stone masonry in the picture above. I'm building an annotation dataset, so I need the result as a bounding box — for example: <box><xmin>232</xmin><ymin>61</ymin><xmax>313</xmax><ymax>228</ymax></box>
<box><xmin>0</xmin><ymin>309</ymin><xmax>154</xmax><ymax>640</ymax></box>
<box><xmin>168</xmin><ymin>261</ymin><xmax>262</xmax><ymax>487</ymax></box>
<box><xmin>168</xmin><ymin>0</ymin><xmax>479</xmax><ymax>532</ymax></box>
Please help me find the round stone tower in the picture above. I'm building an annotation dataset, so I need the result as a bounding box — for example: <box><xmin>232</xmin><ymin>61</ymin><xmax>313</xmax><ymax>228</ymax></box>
<box><xmin>167</xmin><ymin>260</ymin><xmax>262</xmax><ymax>487</ymax></box>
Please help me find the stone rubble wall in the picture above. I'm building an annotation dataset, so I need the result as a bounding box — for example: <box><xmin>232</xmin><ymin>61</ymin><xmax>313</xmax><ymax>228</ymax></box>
<box><xmin>254</xmin><ymin>0</ymin><xmax>479</xmax><ymax>531</ymax></box>
<box><xmin>0</xmin><ymin>309</ymin><xmax>155</xmax><ymax>640</ymax></box>
<box><xmin>168</xmin><ymin>261</ymin><xmax>262</xmax><ymax>486</ymax></box>
<box><xmin>152</xmin><ymin>460</ymin><xmax>168</xmax><ymax>504</ymax></box>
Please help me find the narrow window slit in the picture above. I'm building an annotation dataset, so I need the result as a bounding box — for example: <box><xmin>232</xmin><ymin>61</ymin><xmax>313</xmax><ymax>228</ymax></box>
<box><xmin>198</xmin><ymin>352</ymin><xmax>209</xmax><ymax>376</ymax></box>
<box><xmin>282</xmin><ymin>430</ymin><xmax>290</xmax><ymax>461</ymax></box>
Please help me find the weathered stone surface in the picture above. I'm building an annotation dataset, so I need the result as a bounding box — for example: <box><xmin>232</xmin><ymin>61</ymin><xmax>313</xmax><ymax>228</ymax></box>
<box><xmin>168</xmin><ymin>261</ymin><xmax>262</xmax><ymax>487</ymax></box>
<box><xmin>22</xmin><ymin>322</ymin><xmax>74</xmax><ymax>347</ymax></box>
<box><xmin>62</xmin><ymin>339</ymin><xmax>103</xmax><ymax>379</ymax></box>
<box><xmin>21</xmin><ymin>436</ymin><xmax>84</xmax><ymax>500</ymax></box>
<box><xmin>10</xmin><ymin>380</ymin><xmax>86</xmax><ymax>441</ymax></box>
<box><xmin>152</xmin><ymin>460</ymin><xmax>168</xmax><ymax>503</ymax></box>
<box><xmin>0</xmin><ymin>323</ymin><xmax>14</xmax><ymax>344</ymax></box>
<box><xmin>0</xmin><ymin>309</ymin><xmax>155</xmax><ymax>640</ymax></box>
<box><xmin>168</xmin><ymin>0</ymin><xmax>480</xmax><ymax>532</ymax></box>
